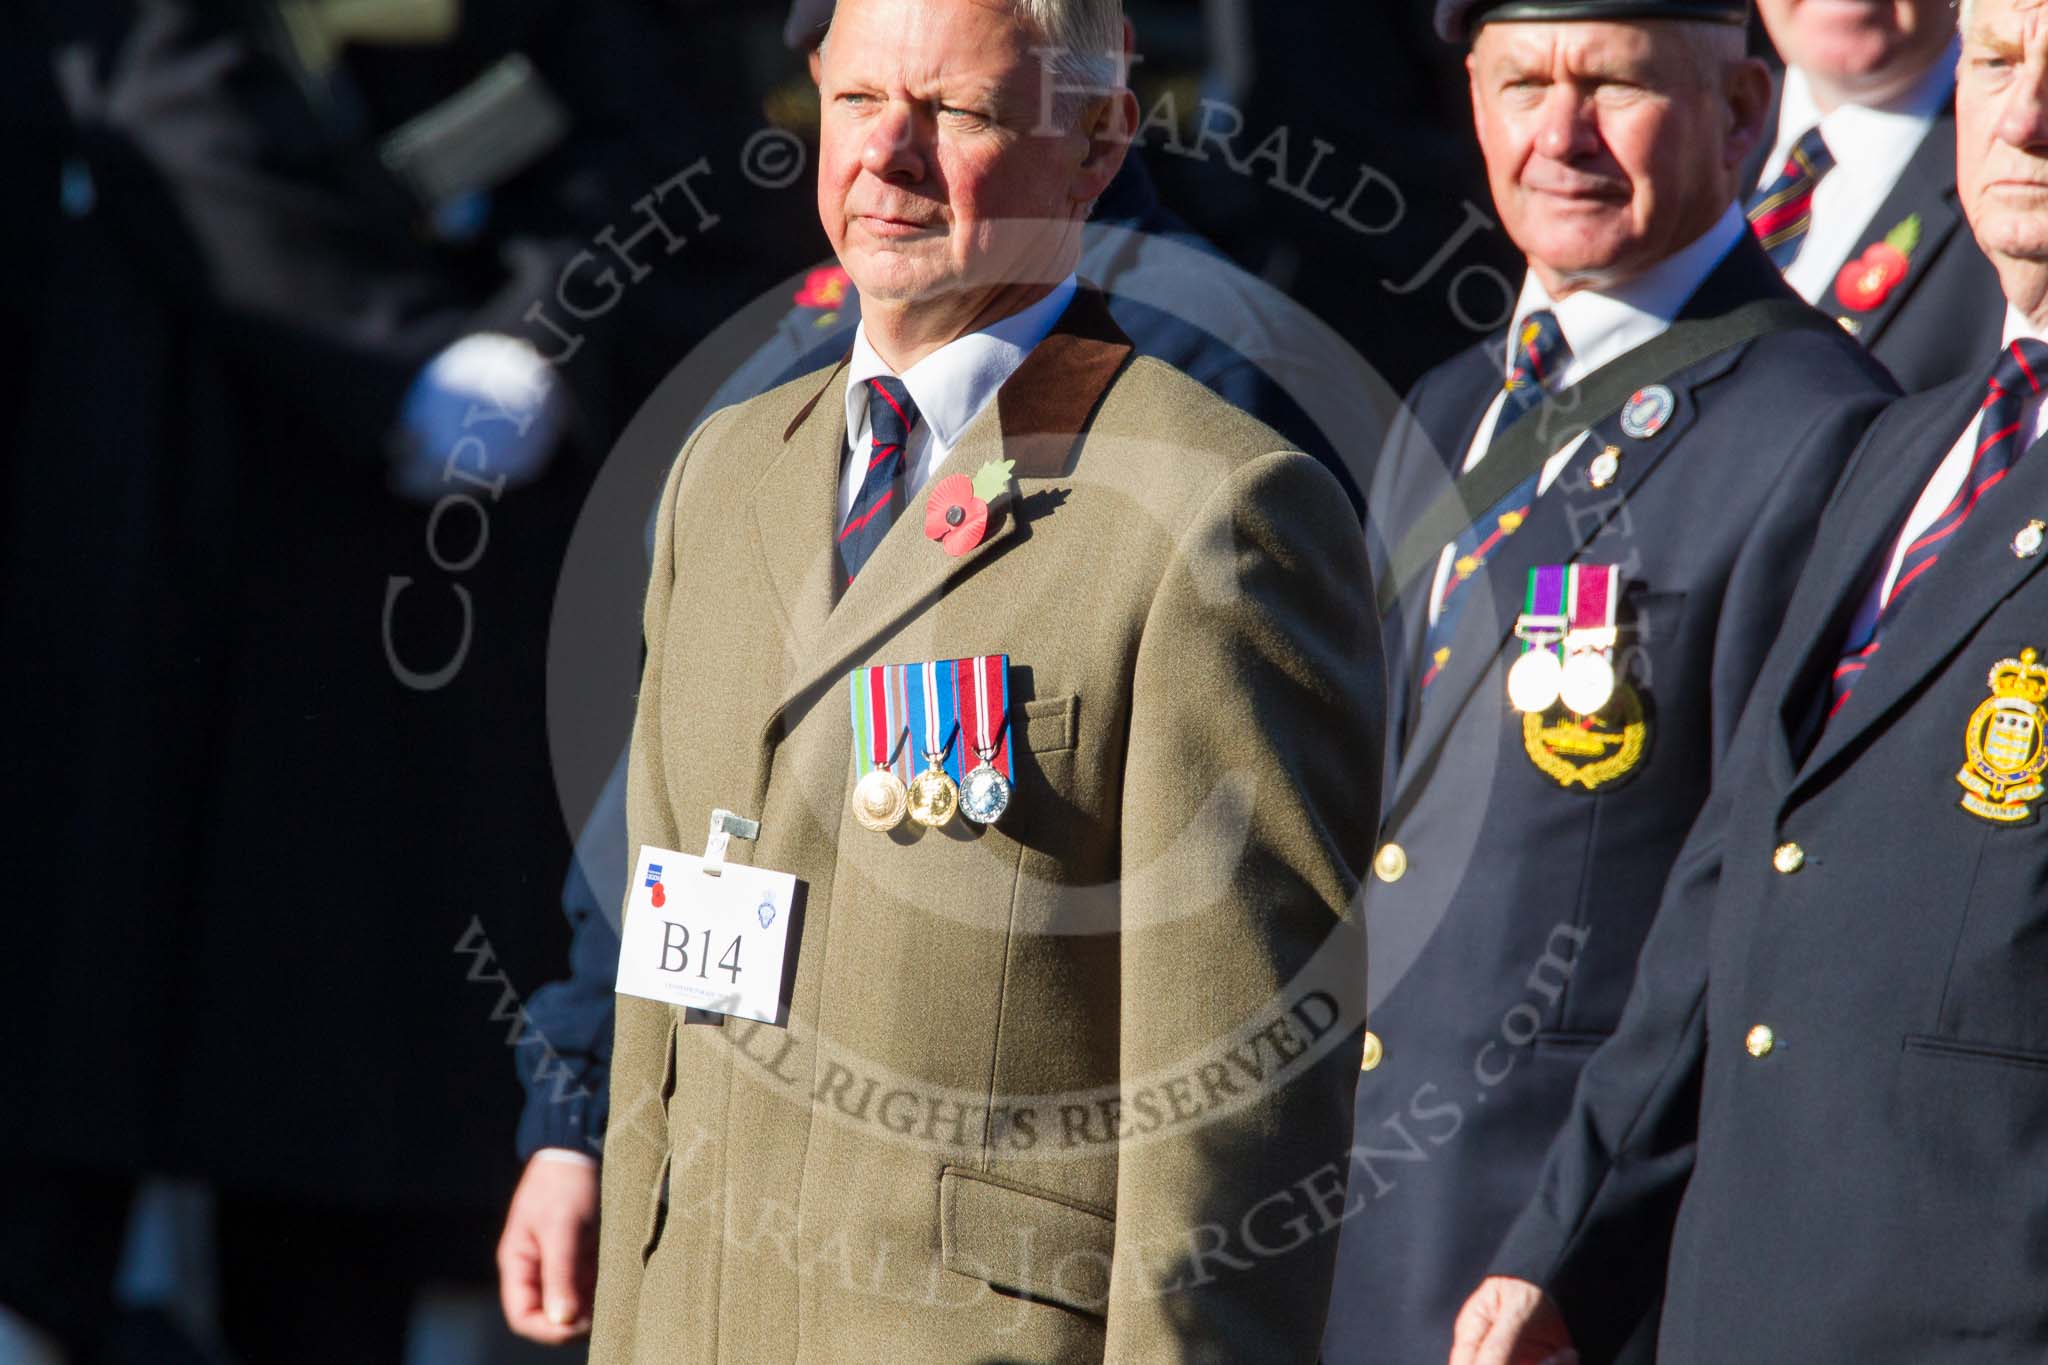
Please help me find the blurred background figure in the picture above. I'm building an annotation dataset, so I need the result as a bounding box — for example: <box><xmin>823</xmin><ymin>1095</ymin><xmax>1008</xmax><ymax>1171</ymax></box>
<box><xmin>2</xmin><ymin>0</ymin><xmax>778</xmax><ymax>1361</ymax></box>
<box><xmin>1745</xmin><ymin>0</ymin><xmax>2003</xmax><ymax>389</ymax></box>
<box><xmin>2</xmin><ymin>2</ymin><xmax>1501</xmax><ymax>1361</ymax></box>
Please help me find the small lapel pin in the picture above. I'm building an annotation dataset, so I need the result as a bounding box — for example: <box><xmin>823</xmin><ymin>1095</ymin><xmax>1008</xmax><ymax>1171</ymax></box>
<box><xmin>2014</xmin><ymin>519</ymin><xmax>2046</xmax><ymax>559</ymax></box>
<box><xmin>1619</xmin><ymin>385</ymin><xmax>1674</xmax><ymax>440</ymax></box>
<box><xmin>1588</xmin><ymin>445</ymin><xmax>1621</xmax><ymax>490</ymax></box>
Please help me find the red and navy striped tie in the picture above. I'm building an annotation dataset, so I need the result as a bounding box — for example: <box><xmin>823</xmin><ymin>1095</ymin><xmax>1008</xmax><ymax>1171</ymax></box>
<box><xmin>837</xmin><ymin>375</ymin><xmax>921</xmax><ymax>586</ymax></box>
<box><xmin>1747</xmin><ymin>127</ymin><xmax>1834</xmax><ymax>269</ymax></box>
<box><xmin>1829</xmin><ymin>338</ymin><xmax>2048</xmax><ymax>720</ymax></box>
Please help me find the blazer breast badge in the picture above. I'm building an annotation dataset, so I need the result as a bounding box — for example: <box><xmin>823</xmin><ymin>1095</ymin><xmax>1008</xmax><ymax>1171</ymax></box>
<box><xmin>1956</xmin><ymin>647</ymin><xmax>2048</xmax><ymax>826</ymax></box>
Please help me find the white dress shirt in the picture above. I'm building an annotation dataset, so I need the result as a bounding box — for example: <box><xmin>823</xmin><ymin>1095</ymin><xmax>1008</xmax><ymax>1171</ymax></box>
<box><xmin>1427</xmin><ymin>207</ymin><xmax>1748</xmax><ymax>623</ymax></box>
<box><xmin>1760</xmin><ymin>46</ymin><xmax>1957</xmax><ymax>303</ymax></box>
<box><xmin>1840</xmin><ymin>305</ymin><xmax>2048</xmax><ymax>645</ymax></box>
<box><xmin>837</xmin><ymin>275</ymin><xmax>1078</xmax><ymax>523</ymax></box>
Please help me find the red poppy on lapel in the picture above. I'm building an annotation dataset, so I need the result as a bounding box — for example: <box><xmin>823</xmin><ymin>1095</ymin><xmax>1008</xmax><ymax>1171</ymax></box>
<box><xmin>925</xmin><ymin>475</ymin><xmax>989</xmax><ymax>556</ymax></box>
<box><xmin>1836</xmin><ymin>215</ymin><xmax>1920</xmax><ymax>312</ymax></box>
<box><xmin>793</xmin><ymin>265</ymin><xmax>851</xmax><ymax>310</ymax></box>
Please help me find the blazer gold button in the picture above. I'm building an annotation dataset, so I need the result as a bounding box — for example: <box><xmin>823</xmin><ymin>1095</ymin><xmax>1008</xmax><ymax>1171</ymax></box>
<box><xmin>1745</xmin><ymin>1024</ymin><xmax>1775</xmax><ymax>1058</ymax></box>
<box><xmin>1374</xmin><ymin>843</ymin><xmax>1409</xmax><ymax>883</ymax></box>
<box><xmin>2014</xmin><ymin>520</ymin><xmax>2045</xmax><ymax>559</ymax></box>
<box><xmin>1360</xmin><ymin>1030</ymin><xmax>1384</xmax><ymax>1071</ymax></box>
<box><xmin>1773</xmin><ymin>842</ymin><xmax>1805</xmax><ymax>874</ymax></box>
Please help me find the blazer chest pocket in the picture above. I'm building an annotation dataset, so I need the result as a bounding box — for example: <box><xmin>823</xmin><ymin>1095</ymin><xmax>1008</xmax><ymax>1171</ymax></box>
<box><xmin>1019</xmin><ymin>694</ymin><xmax>1078</xmax><ymax>754</ymax></box>
<box><xmin>1931</xmin><ymin>819</ymin><xmax>2048</xmax><ymax>1053</ymax></box>
<box><xmin>939</xmin><ymin>1166</ymin><xmax>1114</xmax><ymax>1317</ymax></box>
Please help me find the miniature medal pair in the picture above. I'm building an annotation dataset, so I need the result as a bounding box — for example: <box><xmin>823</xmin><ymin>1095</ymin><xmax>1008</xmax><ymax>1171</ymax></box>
<box><xmin>849</xmin><ymin>655</ymin><xmax>1014</xmax><ymax>833</ymax></box>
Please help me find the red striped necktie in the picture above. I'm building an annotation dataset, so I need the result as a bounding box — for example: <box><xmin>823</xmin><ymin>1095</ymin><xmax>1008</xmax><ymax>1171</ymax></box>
<box><xmin>1828</xmin><ymin>338</ymin><xmax>2048</xmax><ymax>720</ymax></box>
<box><xmin>837</xmin><ymin>375</ymin><xmax>921</xmax><ymax>587</ymax></box>
<box><xmin>1747</xmin><ymin>126</ymin><xmax>1834</xmax><ymax>269</ymax></box>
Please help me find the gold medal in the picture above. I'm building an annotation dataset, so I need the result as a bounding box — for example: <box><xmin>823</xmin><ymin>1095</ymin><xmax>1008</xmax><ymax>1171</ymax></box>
<box><xmin>853</xmin><ymin>768</ymin><xmax>909</xmax><ymax>832</ymax></box>
<box><xmin>907</xmin><ymin>752</ymin><xmax>959</xmax><ymax>827</ymax></box>
<box><xmin>1956</xmin><ymin>648</ymin><xmax>2048</xmax><ymax>825</ymax></box>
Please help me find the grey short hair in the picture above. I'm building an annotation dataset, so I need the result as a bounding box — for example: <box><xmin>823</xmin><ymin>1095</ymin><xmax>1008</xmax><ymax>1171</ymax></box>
<box><xmin>1015</xmin><ymin>0</ymin><xmax>1127</xmax><ymax>125</ymax></box>
<box><xmin>821</xmin><ymin>0</ymin><xmax>1126</xmax><ymax>127</ymax></box>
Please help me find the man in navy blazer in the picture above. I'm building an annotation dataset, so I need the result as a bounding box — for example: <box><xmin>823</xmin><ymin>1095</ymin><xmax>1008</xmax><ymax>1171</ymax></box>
<box><xmin>1746</xmin><ymin>0</ymin><xmax>2005</xmax><ymax>390</ymax></box>
<box><xmin>1454</xmin><ymin>0</ymin><xmax>2048</xmax><ymax>1357</ymax></box>
<box><xmin>1320</xmin><ymin>3</ymin><xmax>1896</xmax><ymax>1362</ymax></box>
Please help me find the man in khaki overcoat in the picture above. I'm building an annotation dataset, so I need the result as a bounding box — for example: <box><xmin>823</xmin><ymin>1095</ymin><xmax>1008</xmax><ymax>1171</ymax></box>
<box><xmin>592</xmin><ymin>0</ymin><xmax>1386</xmax><ymax>1359</ymax></box>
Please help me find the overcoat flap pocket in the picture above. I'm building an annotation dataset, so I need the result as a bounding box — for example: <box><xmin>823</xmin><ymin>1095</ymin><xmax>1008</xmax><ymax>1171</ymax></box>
<box><xmin>939</xmin><ymin>1166</ymin><xmax>1115</xmax><ymax>1315</ymax></box>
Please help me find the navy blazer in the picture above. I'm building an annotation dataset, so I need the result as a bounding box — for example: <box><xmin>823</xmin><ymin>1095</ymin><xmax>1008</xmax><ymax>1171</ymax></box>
<box><xmin>1321</xmin><ymin>236</ymin><xmax>1896</xmax><ymax>1365</ymax></box>
<box><xmin>1749</xmin><ymin>89</ymin><xmax>2003</xmax><ymax>392</ymax></box>
<box><xmin>1492</xmin><ymin>365</ymin><xmax>2048</xmax><ymax>1360</ymax></box>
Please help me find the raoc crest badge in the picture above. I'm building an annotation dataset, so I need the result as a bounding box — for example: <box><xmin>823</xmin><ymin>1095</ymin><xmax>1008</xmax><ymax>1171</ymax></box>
<box><xmin>1957</xmin><ymin>648</ymin><xmax>2048</xmax><ymax>825</ymax></box>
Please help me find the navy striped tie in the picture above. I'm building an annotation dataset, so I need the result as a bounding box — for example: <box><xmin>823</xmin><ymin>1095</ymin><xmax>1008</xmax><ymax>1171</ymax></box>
<box><xmin>1418</xmin><ymin>310</ymin><xmax>1570</xmax><ymax>694</ymax></box>
<box><xmin>837</xmin><ymin>376</ymin><xmax>921</xmax><ymax>586</ymax></box>
<box><xmin>1747</xmin><ymin>127</ymin><xmax>1834</xmax><ymax>269</ymax></box>
<box><xmin>1828</xmin><ymin>339</ymin><xmax>2048</xmax><ymax>721</ymax></box>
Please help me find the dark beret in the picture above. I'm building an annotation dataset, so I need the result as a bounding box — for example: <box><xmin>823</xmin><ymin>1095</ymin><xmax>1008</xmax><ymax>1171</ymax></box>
<box><xmin>1435</xmin><ymin>0</ymin><xmax>1749</xmax><ymax>44</ymax></box>
<box><xmin>784</xmin><ymin>0</ymin><xmax>834</xmax><ymax>53</ymax></box>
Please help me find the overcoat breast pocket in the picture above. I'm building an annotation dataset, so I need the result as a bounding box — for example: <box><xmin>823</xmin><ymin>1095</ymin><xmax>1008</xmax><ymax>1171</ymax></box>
<box><xmin>1926</xmin><ymin>816</ymin><xmax>2048</xmax><ymax>1055</ymax></box>
<box><xmin>1616</xmin><ymin>587</ymin><xmax>1688</xmax><ymax>709</ymax></box>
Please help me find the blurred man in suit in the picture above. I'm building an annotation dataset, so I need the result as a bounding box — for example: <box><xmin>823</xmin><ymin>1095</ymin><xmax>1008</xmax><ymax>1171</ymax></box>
<box><xmin>1319</xmin><ymin>3</ymin><xmax>1896</xmax><ymax>1362</ymax></box>
<box><xmin>588</xmin><ymin>0</ymin><xmax>1382</xmax><ymax>1360</ymax></box>
<box><xmin>1746</xmin><ymin>0</ymin><xmax>2005</xmax><ymax>388</ymax></box>
<box><xmin>1453</xmin><ymin>0</ymin><xmax>2048</xmax><ymax>1357</ymax></box>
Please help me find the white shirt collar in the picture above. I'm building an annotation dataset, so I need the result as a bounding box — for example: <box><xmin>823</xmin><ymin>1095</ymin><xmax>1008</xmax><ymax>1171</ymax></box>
<box><xmin>1506</xmin><ymin>204</ymin><xmax>1748</xmax><ymax>384</ymax></box>
<box><xmin>1767</xmin><ymin>43</ymin><xmax>1956</xmax><ymax>186</ymax></box>
<box><xmin>844</xmin><ymin>275</ymin><xmax>1079</xmax><ymax>451</ymax></box>
<box><xmin>2002</xmin><ymin>302</ymin><xmax>2048</xmax><ymax>350</ymax></box>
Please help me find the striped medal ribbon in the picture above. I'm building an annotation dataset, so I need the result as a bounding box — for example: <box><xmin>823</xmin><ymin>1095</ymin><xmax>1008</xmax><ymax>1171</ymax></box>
<box><xmin>848</xmin><ymin>664</ymin><xmax>912</xmax><ymax>832</ymax></box>
<box><xmin>905</xmin><ymin>661</ymin><xmax>961</xmax><ymax>828</ymax></box>
<box><xmin>1508</xmin><ymin>564</ymin><xmax>1570</xmax><ymax>714</ymax></box>
<box><xmin>955</xmin><ymin>655</ymin><xmax>1014</xmax><ymax>824</ymax></box>
<box><xmin>1559</xmin><ymin>564</ymin><xmax>1620</xmax><ymax>717</ymax></box>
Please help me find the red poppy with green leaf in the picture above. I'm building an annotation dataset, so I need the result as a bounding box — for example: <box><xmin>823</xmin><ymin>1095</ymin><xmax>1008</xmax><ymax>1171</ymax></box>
<box><xmin>1836</xmin><ymin>215</ymin><xmax>1920</xmax><ymax>312</ymax></box>
<box><xmin>926</xmin><ymin>459</ymin><xmax>1015</xmax><ymax>556</ymax></box>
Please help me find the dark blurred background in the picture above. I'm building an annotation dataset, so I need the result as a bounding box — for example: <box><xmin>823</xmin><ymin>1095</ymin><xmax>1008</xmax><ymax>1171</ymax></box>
<box><xmin>0</xmin><ymin>2</ymin><xmax>1508</xmax><ymax>1361</ymax></box>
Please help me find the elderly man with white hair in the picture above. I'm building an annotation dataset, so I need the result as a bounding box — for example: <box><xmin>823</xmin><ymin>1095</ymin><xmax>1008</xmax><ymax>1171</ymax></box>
<box><xmin>582</xmin><ymin>0</ymin><xmax>1385</xmax><ymax>1360</ymax></box>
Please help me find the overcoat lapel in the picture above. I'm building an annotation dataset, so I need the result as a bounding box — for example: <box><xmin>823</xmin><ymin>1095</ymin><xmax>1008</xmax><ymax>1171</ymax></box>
<box><xmin>1381</xmin><ymin>346</ymin><xmax>1500</xmax><ymax>771</ymax></box>
<box><xmin>758</xmin><ymin>287</ymin><xmax>1134</xmax><ymax>743</ymax></box>
<box><xmin>1790</xmin><ymin>408</ymin><xmax>2048</xmax><ymax>792</ymax></box>
<box><xmin>1819</xmin><ymin>106</ymin><xmax>1966</xmax><ymax>348</ymax></box>
<box><xmin>1765</xmin><ymin>380</ymin><xmax>1979</xmax><ymax>782</ymax></box>
<box><xmin>746</xmin><ymin>355</ymin><xmax>852</xmax><ymax>669</ymax></box>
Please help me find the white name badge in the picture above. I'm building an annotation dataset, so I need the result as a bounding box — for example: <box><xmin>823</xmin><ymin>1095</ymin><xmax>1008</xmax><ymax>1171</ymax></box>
<box><xmin>615</xmin><ymin>845</ymin><xmax>796</xmax><ymax>1025</ymax></box>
